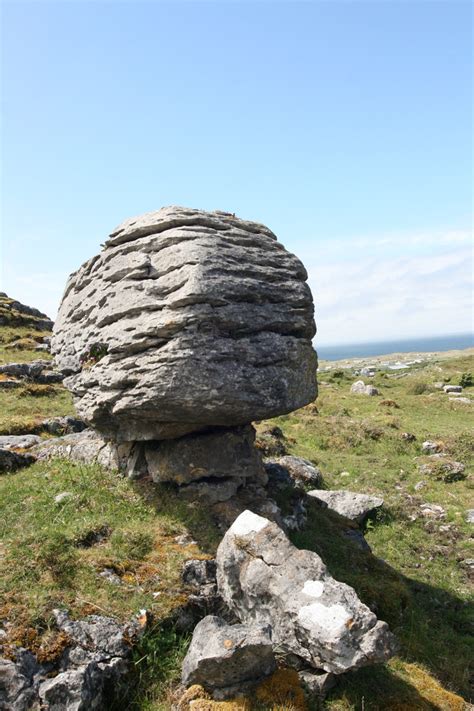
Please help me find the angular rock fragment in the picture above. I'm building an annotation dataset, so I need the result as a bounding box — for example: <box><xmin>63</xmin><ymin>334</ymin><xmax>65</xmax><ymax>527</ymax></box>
<box><xmin>274</xmin><ymin>455</ymin><xmax>322</xmax><ymax>487</ymax></box>
<box><xmin>52</xmin><ymin>206</ymin><xmax>317</xmax><ymax>442</ymax></box>
<box><xmin>216</xmin><ymin>510</ymin><xmax>396</xmax><ymax>674</ymax></box>
<box><xmin>0</xmin><ymin>435</ymin><xmax>42</xmax><ymax>450</ymax></box>
<box><xmin>181</xmin><ymin>615</ymin><xmax>276</xmax><ymax>699</ymax></box>
<box><xmin>350</xmin><ymin>381</ymin><xmax>379</xmax><ymax>396</ymax></box>
<box><xmin>30</xmin><ymin>430</ymin><xmax>131</xmax><ymax>470</ymax></box>
<box><xmin>307</xmin><ymin>490</ymin><xmax>383</xmax><ymax>524</ymax></box>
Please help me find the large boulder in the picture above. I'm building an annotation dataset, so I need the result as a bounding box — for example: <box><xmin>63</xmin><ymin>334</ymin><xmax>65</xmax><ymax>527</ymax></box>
<box><xmin>52</xmin><ymin>207</ymin><xmax>317</xmax><ymax>442</ymax></box>
<box><xmin>216</xmin><ymin>510</ymin><xmax>396</xmax><ymax>674</ymax></box>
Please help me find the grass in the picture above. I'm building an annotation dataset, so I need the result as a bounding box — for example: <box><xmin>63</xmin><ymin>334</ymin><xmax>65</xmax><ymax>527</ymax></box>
<box><xmin>0</xmin><ymin>318</ymin><xmax>472</xmax><ymax>710</ymax></box>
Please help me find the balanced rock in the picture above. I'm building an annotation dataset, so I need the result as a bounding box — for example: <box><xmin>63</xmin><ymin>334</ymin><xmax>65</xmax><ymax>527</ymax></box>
<box><xmin>216</xmin><ymin>510</ymin><xmax>396</xmax><ymax>674</ymax></box>
<box><xmin>52</xmin><ymin>207</ymin><xmax>317</xmax><ymax>442</ymax></box>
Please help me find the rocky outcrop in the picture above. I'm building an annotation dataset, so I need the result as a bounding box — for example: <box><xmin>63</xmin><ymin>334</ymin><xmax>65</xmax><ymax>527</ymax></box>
<box><xmin>30</xmin><ymin>430</ymin><xmax>131</xmax><ymax>470</ymax></box>
<box><xmin>52</xmin><ymin>206</ymin><xmax>317</xmax><ymax>442</ymax></box>
<box><xmin>216</xmin><ymin>510</ymin><xmax>396</xmax><ymax>674</ymax></box>
<box><xmin>0</xmin><ymin>611</ymin><xmax>139</xmax><ymax>710</ymax></box>
<box><xmin>0</xmin><ymin>293</ymin><xmax>53</xmax><ymax>332</ymax></box>
<box><xmin>181</xmin><ymin>616</ymin><xmax>276</xmax><ymax>699</ymax></box>
<box><xmin>307</xmin><ymin>490</ymin><xmax>384</xmax><ymax>524</ymax></box>
<box><xmin>0</xmin><ymin>360</ymin><xmax>63</xmax><ymax>385</ymax></box>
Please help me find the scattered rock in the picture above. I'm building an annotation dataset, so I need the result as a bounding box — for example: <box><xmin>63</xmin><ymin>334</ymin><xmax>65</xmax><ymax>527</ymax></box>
<box><xmin>0</xmin><ymin>610</ymin><xmax>139</xmax><ymax>711</ymax></box>
<box><xmin>421</xmin><ymin>441</ymin><xmax>442</xmax><ymax>454</ymax></box>
<box><xmin>449</xmin><ymin>396</ymin><xmax>472</xmax><ymax>404</ymax></box>
<box><xmin>344</xmin><ymin>529</ymin><xmax>372</xmax><ymax>552</ymax></box>
<box><xmin>419</xmin><ymin>504</ymin><xmax>446</xmax><ymax>519</ymax></box>
<box><xmin>401</xmin><ymin>433</ymin><xmax>416</xmax><ymax>442</ymax></box>
<box><xmin>0</xmin><ymin>448</ymin><xmax>36</xmax><ymax>473</ymax></box>
<box><xmin>307</xmin><ymin>490</ymin><xmax>383</xmax><ymax>524</ymax></box>
<box><xmin>52</xmin><ymin>206</ymin><xmax>317</xmax><ymax>442</ymax></box>
<box><xmin>339</xmin><ymin>471</ymin><xmax>350</xmax><ymax>478</ymax></box>
<box><xmin>466</xmin><ymin>510</ymin><xmax>474</xmax><ymax>524</ymax></box>
<box><xmin>31</xmin><ymin>430</ymin><xmax>132</xmax><ymax>470</ymax></box>
<box><xmin>255</xmin><ymin>427</ymin><xmax>288</xmax><ymax>458</ymax></box>
<box><xmin>216</xmin><ymin>510</ymin><xmax>396</xmax><ymax>674</ymax></box>
<box><xmin>414</xmin><ymin>481</ymin><xmax>427</xmax><ymax>491</ymax></box>
<box><xmin>99</xmin><ymin>569</ymin><xmax>122</xmax><ymax>586</ymax></box>
<box><xmin>418</xmin><ymin>458</ymin><xmax>466</xmax><ymax>483</ymax></box>
<box><xmin>273</xmin><ymin>455</ymin><xmax>322</xmax><ymax>487</ymax></box>
<box><xmin>40</xmin><ymin>416</ymin><xmax>88</xmax><ymax>436</ymax></box>
<box><xmin>54</xmin><ymin>492</ymin><xmax>73</xmax><ymax>504</ymax></box>
<box><xmin>0</xmin><ymin>435</ymin><xmax>42</xmax><ymax>450</ymax></box>
<box><xmin>181</xmin><ymin>615</ymin><xmax>276</xmax><ymax>699</ymax></box>
<box><xmin>350</xmin><ymin>381</ymin><xmax>379</xmax><ymax>396</ymax></box>
<box><xmin>443</xmin><ymin>385</ymin><xmax>462</xmax><ymax>393</ymax></box>
<box><xmin>0</xmin><ymin>360</ymin><xmax>61</xmax><ymax>385</ymax></box>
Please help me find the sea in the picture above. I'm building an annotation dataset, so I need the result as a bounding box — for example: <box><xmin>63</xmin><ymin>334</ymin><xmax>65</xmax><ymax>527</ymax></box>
<box><xmin>316</xmin><ymin>333</ymin><xmax>474</xmax><ymax>362</ymax></box>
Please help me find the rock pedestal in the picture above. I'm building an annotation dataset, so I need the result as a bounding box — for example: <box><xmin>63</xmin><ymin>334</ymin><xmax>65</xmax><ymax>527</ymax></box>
<box><xmin>51</xmin><ymin>207</ymin><xmax>317</xmax><ymax>497</ymax></box>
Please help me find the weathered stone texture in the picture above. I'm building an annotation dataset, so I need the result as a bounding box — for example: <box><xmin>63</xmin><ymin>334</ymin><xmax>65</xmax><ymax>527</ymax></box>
<box><xmin>52</xmin><ymin>207</ymin><xmax>317</xmax><ymax>441</ymax></box>
<box><xmin>216</xmin><ymin>510</ymin><xmax>396</xmax><ymax>674</ymax></box>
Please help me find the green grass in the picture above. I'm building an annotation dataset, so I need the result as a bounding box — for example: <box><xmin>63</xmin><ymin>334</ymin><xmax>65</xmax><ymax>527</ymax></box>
<box><xmin>1</xmin><ymin>320</ymin><xmax>472</xmax><ymax>710</ymax></box>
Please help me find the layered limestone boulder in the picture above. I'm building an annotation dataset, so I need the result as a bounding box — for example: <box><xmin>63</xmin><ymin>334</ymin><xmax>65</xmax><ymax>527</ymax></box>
<box><xmin>52</xmin><ymin>206</ymin><xmax>317</xmax><ymax>442</ymax></box>
<box><xmin>216</xmin><ymin>510</ymin><xmax>397</xmax><ymax>674</ymax></box>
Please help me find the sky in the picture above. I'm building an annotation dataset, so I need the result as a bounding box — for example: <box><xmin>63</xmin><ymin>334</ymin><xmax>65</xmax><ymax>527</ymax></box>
<box><xmin>1</xmin><ymin>0</ymin><xmax>472</xmax><ymax>346</ymax></box>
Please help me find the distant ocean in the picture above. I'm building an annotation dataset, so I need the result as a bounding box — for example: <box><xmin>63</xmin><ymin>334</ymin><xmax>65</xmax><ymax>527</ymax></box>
<box><xmin>316</xmin><ymin>333</ymin><xmax>474</xmax><ymax>362</ymax></box>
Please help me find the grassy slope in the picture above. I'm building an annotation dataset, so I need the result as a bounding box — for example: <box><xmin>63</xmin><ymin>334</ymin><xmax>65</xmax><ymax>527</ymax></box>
<box><xmin>264</xmin><ymin>352</ymin><xmax>473</xmax><ymax>710</ymax></box>
<box><xmin>0</xmin><ymin>320</ymin><xmax>472</xmax><ymax>710</ymax></box>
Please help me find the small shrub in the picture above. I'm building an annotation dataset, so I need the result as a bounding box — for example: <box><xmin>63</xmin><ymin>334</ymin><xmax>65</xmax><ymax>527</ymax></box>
<box><xmin>459</xmin><ymin>372</ymin><xmax>473</xmax><ymax>388</ymax></box>
<box><xmin>409</xmin><ymin>382</ymin><xmax>429</xmax><ymax>395</ymax></box>
<box><xmin>36</xmin><ymin>533</ymin><xmax>78</xmax><ymax>584</ymax></box>
<box><xmin>80</xmin><ymin>342</ymin><xmax>108</xmax><ymax>368</ymax></box>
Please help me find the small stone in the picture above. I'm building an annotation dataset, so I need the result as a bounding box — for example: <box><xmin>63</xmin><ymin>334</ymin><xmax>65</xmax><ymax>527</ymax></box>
<box><xmin>421</xmin><ymin>441</ymin><xmax>442</xmax><ymax>454</ymax></box>
<box><xmin>466</xmin><ymin>510</ymin><xmax>474</xmax><ymax>524</ymax></box>
<box><xmin>99</xmin><ymin>568</ymin><xmax>122</xmax><ymax>585</ymax></box>
<box><xmin>449</xmin><ymin>397</ymin><xmax>472</xmax><ymax>404</ymax></box>
<box><xmin>443</xmin><ymin>385</ymin><xmax>462</xmax><ymax>393</ymax></box>
<box><xmin>298</xmin><ymin>669</ymin><xmax>335</xmax><ymax>697</ymax></box>
<box><xmin>401</xmin><ymin>433</ymin><xmax>416</xmax><ymax>442</ymax></box>
<box><xmin>54</xmin><ymin>491</ymin><xmax>73</xmax><ymax>504</ymax></box>
<box><xmin>420</xmin><ymin>504</ymin><xmax>446</xmax><ymax>519</ymax></box>
<box><xmin>174</xmin><ymin>534</ymin><xmax>197</xmax><ymax>546</ymax></box>
<box><xmin>0</xmin><ymin>448</ymin><xmax>36</xmax><ymax>473</ymax></box>
<box><xmin>340</xmin><ymin>471</ymin><xmax>350</xmax><ymax>477</ymax></box>
<box><xmin>414</xmin><ymin>481</ymin><xmax>427</xmax><ymax>491</ymax></box>
<box><xmin>274</xmin><ymin>455</ymin><xmax>322</xmax><ymax>487</ymax></box>
<box><xmin>0</xmin><ymin>434</ymin><xmax>42</xmax><ymax>450</ymax></box>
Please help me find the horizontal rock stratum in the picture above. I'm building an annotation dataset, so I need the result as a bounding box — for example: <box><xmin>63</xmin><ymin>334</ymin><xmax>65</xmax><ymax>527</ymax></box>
<box><xmin>52</xmin><ymin>207</ymin><xmax>317</xmax><ymax>441</ymax></box>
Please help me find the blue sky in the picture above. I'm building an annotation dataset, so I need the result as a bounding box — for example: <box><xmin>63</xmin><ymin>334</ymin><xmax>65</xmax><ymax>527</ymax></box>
<box><xmin>1</xmin><ymin>0</ymin><xmax>472</xmax><ymax>345</ymax></box>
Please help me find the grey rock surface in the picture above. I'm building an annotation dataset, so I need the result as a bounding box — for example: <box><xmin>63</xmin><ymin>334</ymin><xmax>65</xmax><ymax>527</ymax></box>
<box><xmin>307</xmin><ymin>490</ymin><xmax>384</xmax><ymax>524</ymax></box>
<box><xmin>350</xmin><ymin>381</ymin><xmax>379</xmax><ymax>396</ymax></box>
<box><xmin>30</xmin><ymin>430</ymin><xmax>131</xmax><ymax>470</ymax></box>
<box><xmin>443</xmin><ymin>385</ymin><xmax>462</xmax><ymax>393</ymax></box>
<box><xmin>52</xmin><ymin>206</ymin><xmax>317</xmax><ymax>441</ymax></box>
<box><xmin>216</xmin><ymin>510</ymin><xmax>396</xmax><ymax>674</ymax></box>
<box><xmin>274</xmin><ymin>455</ymin><xmax>322</xmax><ymax>487</ymax></box>
<box><xmin>0</xmin><ymin>435</ymin><xmax>42</xmax><ymax>450</ymax></box>
<box><xmin>0</xmin><ymin>611</ymin><xmax>136</xmax><ymax>711</ymax></box>
<box><xmin>181</xmin><ymin>615</ymin><xmax>276</xmax><ymax>698</ymax></box>
<box><xmin>144</xmin><ymin>425</ymin><xmax>263</xmax><ymax>485</ymax></box>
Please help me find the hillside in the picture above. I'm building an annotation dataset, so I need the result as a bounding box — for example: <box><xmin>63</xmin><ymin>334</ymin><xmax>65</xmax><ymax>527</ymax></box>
<box><xmin>0</xmin><ymin>300</ymin><xmax>472</xmax><ymax>710</ymax></box>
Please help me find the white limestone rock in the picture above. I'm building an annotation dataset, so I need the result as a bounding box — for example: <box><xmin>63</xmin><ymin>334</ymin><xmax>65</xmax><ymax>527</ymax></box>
<box><xmin>52</xmin><ymin>207</ymin><xmax>317</xmax><ymax>442</ymax></box>
<box><xmin>216</xmin><ymin>510</ymin><xmax>396</xmax><ymax>674</ymax></box>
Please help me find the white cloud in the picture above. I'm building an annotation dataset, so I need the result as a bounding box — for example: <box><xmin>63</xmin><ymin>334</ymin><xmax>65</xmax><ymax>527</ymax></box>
<box><xmin>304</xmin><ymin>240</ymin><xmax>473</xmax><ymax>345</ymax></box>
